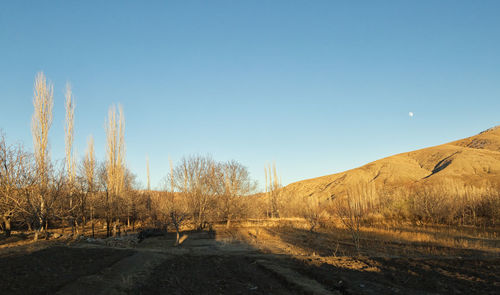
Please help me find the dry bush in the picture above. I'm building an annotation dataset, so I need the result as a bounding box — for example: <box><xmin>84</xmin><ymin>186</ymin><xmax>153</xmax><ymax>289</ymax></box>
<box><xmin>298</xmin><ymin>196</ymin><xmax>327</xmax><ymax>232</ymax></box>
<box><xmin>330</xmin><ymin>183</ymin><xmax>378</xmax><ymax>252</ymax></box>
<box><xmin>240</xmin><ymin>195</ymin><xmax>268</xmax><ymax>219</ymax></box>
<box><xmin>318</xmin><ymin>179</ymin><xmax>500</xmax><ymax>228</ymax></box>
<box><xmin>405</xmin><ymin>180</ymin><xmax>499</xmax><ymax>226</ymax></box>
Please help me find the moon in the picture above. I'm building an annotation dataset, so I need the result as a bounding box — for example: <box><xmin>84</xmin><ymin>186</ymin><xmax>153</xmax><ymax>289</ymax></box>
<box><xmin>409</xmin><ymin>112</ymin><xmax>414</xmax><ymax>117</ymax></box>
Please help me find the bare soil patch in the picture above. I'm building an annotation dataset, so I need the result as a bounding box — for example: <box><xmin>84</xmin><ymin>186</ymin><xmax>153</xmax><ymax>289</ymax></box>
<box><xmin>0</xmin><ymin>245</ymin><xmax>134</xmax><ymax>295</ymax></box>
<box><xmin>0</xmin><ymin>225</ymin><xmax>498</xmax><ymax>295</ymax></box>
<box><xmin>291</xmin><ymin>254</ymin><xmax>499</xmax><ymax>294</ymax></box>
<box><xmin>131</xmin><ymin>254</ymin><xmax>293</xmax><ymax>295</ymax></box>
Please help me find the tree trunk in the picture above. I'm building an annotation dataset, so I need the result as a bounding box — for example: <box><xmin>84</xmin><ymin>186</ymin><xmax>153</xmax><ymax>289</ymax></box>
<box><xmin>174</xmin><ymin>224</ymin><xmax>180</xmax><ymax>246</ymax></box>
<box><xmin>44</xmin><ymin>218</ymin><xmax>49</xmax><ymax>240</ymax></box>
<box><xmin>74</xmin><ymin>220</ymin><xmax>79</xmax><ymax>236</ymax></box>
<box><xmin>106</xmin><ymin>218</ymin><xmax>110</xmax><ymax>237</ymax></box>
<box><xmin>34</xmin><ymin>223</ymin><xmax>43</xmax><ymax>241</ymax></box>
<box><xmin>91</xmin><ymin>206</ymin><xmax>95</xmax><ymax>238</ymax></box>
<box><xmin>81</xmin><ymin>195</ymin><xmax>86</xmax><ymax>237</ymax></box>
<box><xmin>33</xmin><ymin>214</ymin><xmax>43</xmax><ymax>241</ymax></box>
<box><xmin>3</xmin><ymin>217</ymin><xmax>11</xmax><ymax>238</ymax></box>
<box><xmin>105</xmin><ymin>192</ymin><xmax>110</xmax><ymax>237</ymax></box>
<box><xmin>81</xmin><ymin>216</ymin><xmax>86</xmax><ymax>236</ymax></box>
<box><xmin>198</xmin><ymin>206</ymin><xmax>204</xmax><ymax>230</ymax></box>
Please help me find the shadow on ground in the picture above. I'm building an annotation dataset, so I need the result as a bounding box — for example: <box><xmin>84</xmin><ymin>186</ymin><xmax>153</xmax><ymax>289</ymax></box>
<box><xmin>257</xmin><ymin>226</ymin><xmax>499</xmax><ymax>294</ymax></box>
<box><xmin>0</xmin><ymin>226</ymin><xmax>498</xmax><ymax>295</ymax></box>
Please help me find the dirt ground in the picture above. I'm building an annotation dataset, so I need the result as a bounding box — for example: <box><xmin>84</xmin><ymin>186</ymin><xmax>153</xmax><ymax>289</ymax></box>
<box><xmin>133</xmin><ymin>254</ymin><xmax>292</xmax><ymax>295</ymax></box>
<box><xmin>0</xmin><ymin>244</ymin><xmax>133</xmax><ymax>294</ymax></box>
<box><xmin>0</xmin><ymin>225</ymin><xmax>498</xmax><ymax>295</ymax></box>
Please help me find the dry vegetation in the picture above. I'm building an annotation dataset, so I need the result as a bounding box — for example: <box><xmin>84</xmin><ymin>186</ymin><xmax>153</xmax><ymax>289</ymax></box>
<box><xmin>0</xmin><ymin>72</ymin><xmax>499</xmax><ymax>294</ymax></box>
<box><xmin>1</xmin><ymin>221</ymin><xmax>497</xmax><ymax>294</ymax></box>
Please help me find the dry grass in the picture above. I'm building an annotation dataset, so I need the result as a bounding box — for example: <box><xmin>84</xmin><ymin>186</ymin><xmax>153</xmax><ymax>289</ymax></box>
<box><xmin>223</xmin><ymin>218</ymin><xmax>499</xmax><ymax>259</ymax></box>
<box><xmin>360</xmin><ymin>225</ymin><xmax>499</xmax><ymax>253</ymax></box>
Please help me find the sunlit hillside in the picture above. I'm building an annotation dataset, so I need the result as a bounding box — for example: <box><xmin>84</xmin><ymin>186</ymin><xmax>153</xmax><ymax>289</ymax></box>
<box><xmin>282</xmin><ymin>126</ymin><xmax>500</xmax><ymax>199</ymax></box>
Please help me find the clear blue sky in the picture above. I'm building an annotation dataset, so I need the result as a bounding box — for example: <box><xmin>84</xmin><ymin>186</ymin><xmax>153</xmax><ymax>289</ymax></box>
<box><xmin>1</xmin><ymin>1</ymin><xmax>499</xmax><ymax>190</ymax></box>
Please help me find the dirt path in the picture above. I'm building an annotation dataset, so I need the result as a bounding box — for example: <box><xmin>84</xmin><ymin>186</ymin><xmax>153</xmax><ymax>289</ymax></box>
<box><xmin>57</xmin><ymin>231</ymin><xmax>340</xmax><ymax>294</ymax></box>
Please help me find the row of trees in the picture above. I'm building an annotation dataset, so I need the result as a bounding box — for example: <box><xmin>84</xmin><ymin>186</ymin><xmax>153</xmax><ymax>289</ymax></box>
<box><xmin>0</xmin><ymin>72</ymin><xmax>261</xmax><ymax>240</ymax></box>
<box><xmin>145</xmin><ymin>156</ymin><xmax>257</xmax><ymax>244</ymax></box>
<box><xmin>1</xmin><ymin>72</ymin><xmax>498</xmax><ymax>241</ymax></box>
<box><xmin>0</xmin><ymin>125</ymin><xmax>140</xmax><ymax>240</ymax></box>
<box><xmin>276</xmin><ymin>181</ymin><xmax>499</xmax><ymax>232</ymax></box>
<box><xmin>0</xmin><ymin>72</ymin><xmax>133</xmax><ymax>239</ymax></box>
<box><xmin>0</xmin><ymin>134</ymin><xmax>260</xmax><ymax>239</ymax></box>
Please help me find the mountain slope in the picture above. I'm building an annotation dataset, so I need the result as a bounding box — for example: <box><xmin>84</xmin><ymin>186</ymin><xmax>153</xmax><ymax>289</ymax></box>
<box><xmin>283</xmin><ymin>126</ymin><xmax>500</xmax><ymax>198</ymax></box>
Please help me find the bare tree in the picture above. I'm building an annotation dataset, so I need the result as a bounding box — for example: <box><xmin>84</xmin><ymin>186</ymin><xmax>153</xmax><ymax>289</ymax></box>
<box><xmin>158</xmin><ymin>161</ymin><xmax>188</xmax><ymax>245</ymax></box>
<box><xmin>167</xmin><ymin>193</ymin><xmax>188</xmax><ymax>246</ymax></box>
<box><xmin>146</xmin><ymin>155</ymin><xmax>150</xmax><ymax>191</ymax></box>
<box><xmin>64</xmin><ymin>83</ymin><xmax>80</xmax><ymax>235</ymax></box>
<box><xmin>0</xmin><ymin>132</ymin><xmax>34</xmax><ymax>237</ymax></box>
<box><xmin>172</xmin><ymin>155</ymin><xmax>217</xmax><ymax>230</ymax></box>
<box><xmin>32</xmin><ymin>72</ymin><xmax>53</xmax><ymax>184</ymax></box>
<box><xmin>80</xmin><ymin>135</ymin><xmax>96</xmax><ymax>236</ymax></box>
<box><xmin>334</xmin><ymin>183</ymin><xmax>376</xmax><ymax>253</ymax></box>
<box><xmin>123</xmin><ymin>167</ymin><xmax>138</xmax><ymax>231</ymax></box>
<box><xmin>0</xmin><ymin>132</ymin><xmax>16</xmax><ymax>237</ymax></box>
<box><xmin>301</xmin><ymin>196</ymin><xmax>327</xmax><ymax>232</ymax></box>
<box><xmin>167</xmin><ymin>157</ymin><xmax>256</xmax><ymax>232</ymax></box>
<box><xmin>105</xmin><ymin>104</ymin><xmax>126</xmax><ymax>236</ymax></box>
<box><xmin>65</xmin><ymin>83</ymin><xmax>75</xmax><ymax>184</ymax></box>
<box><xmin>31</xmin><ymin>72</ymin><xmax>54</xmax><ymax>240</ymax></box>
<box><xmin>219</xmin><ymin>160</ymin><xmax>255</xmax><ymax>228</ymax></box>
<box><xmin>265</xmin><ymin>162</ymin><xmax>281</xmax><ymax>218</ymax></box>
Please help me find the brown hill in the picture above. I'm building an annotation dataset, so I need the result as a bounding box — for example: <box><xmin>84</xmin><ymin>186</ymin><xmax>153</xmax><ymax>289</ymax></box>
<box><xmin>282</xmin><ymin>126</ymin><xmax>500</xmax><ymax>199</ymax></box>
